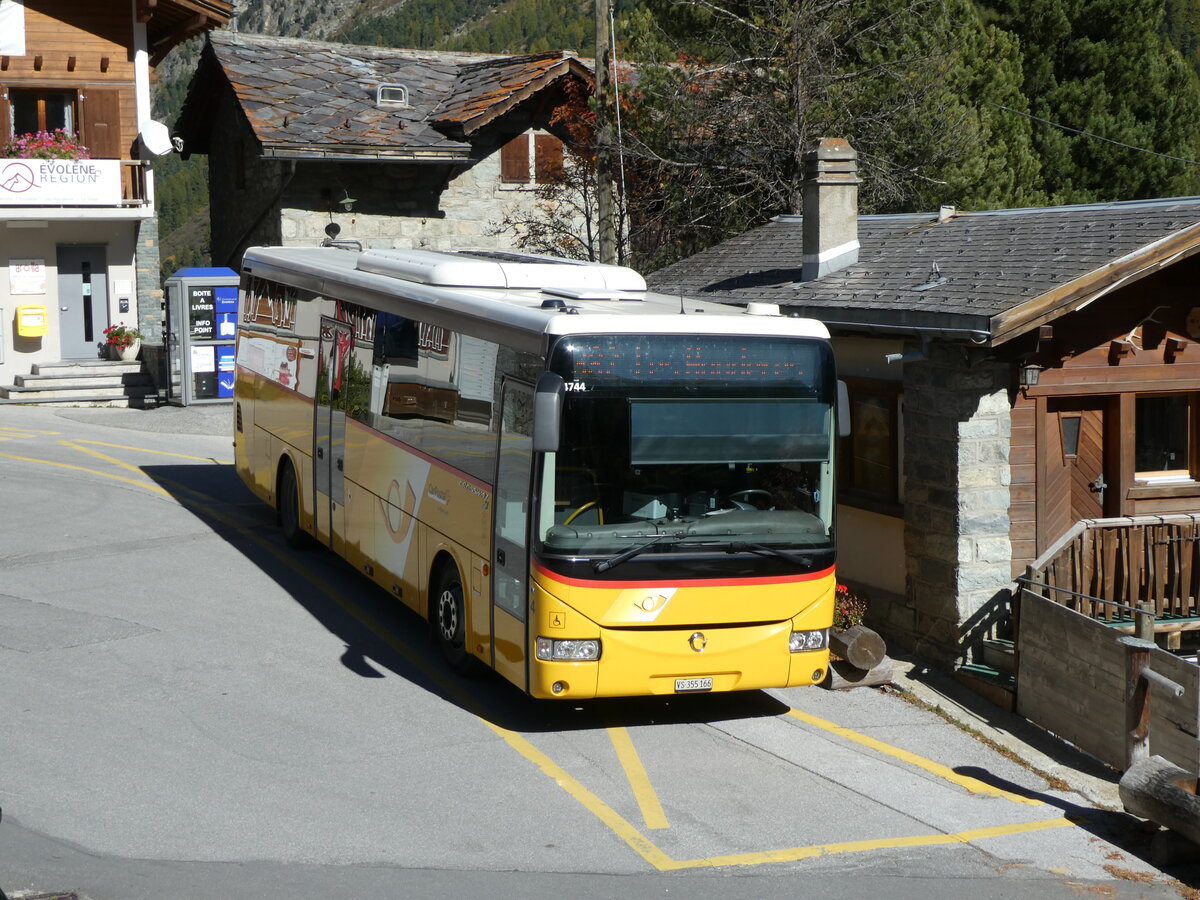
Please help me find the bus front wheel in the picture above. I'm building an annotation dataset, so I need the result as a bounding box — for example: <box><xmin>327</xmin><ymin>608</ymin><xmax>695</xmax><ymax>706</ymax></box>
<box><xmin>278</xmin><ymin>459</ymin><xmax>311</xmax><ymax>549</ymax></box>
<box><xmin>434</xmin><ymin>568</ymin><xmax>476</xmax><ymax>674</ymax></box>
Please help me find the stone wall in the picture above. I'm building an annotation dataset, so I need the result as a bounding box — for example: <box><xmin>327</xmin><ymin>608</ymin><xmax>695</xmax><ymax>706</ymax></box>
<box><xmin>273</xmin><ymin>138</ymin><xmax>574</xmax><ymax>253</ymax></box>
<box><xmin>874</xmin><ymin>341</ymin><xmax>1013</xmax><ymax>664</ymax></box>
<box><xmin>134</xmin><ymin>216</ymin><xmax>163</xmax><ymax>342</ymax></box>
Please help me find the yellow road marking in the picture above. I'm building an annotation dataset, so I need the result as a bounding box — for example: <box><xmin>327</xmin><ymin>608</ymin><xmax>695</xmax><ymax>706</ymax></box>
<box><xmin>786</xmin><ymin>708</ymin><xmax>1041</xmax><ymax>806</ymax></box>
<box><xmin>67</xmin><ymin>438</ymin><xmax>226</xmax><ymax>463</ymax></box>
<box><xmin>471</xmin><ymin>714</ymin><xmax>1077</xmax><ymax>871</ymax></box>
<box><xmin>0</xmin><ymin>453</ymin><xmax>171</xmax><ymax>497</ymax></box>
<box><xmin>0</xmin><ymin>427</ymin><xmax>60</xmax><ymax>435</ymax></box>
<box><xmin>608</xmin><ymin>727</ymin><xmax>670</xmax><ymax>830</ymax></box>
<box><xmin>485</xmin><ymin>723</ymin><xmax>675</xmax><ymax>868</ymax></box>
<box><xmin>665</xmin><ymin>817</ymin><xmax>1077</xmax><ymax>870</ymax></box>
<box><xmin>59</xmin><ymin>441</ymin><xmax>158</xmax><ymax>480</ymax></box>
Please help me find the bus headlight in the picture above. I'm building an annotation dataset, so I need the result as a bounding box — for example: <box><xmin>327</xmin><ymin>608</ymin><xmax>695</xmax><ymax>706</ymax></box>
<box><xmin>536</xmin><ymin>637</ymin><xmax>601</xmax><ymax>661</ymax></box>
<box><xmin>789</xmin><ymin>628</ymin><xmax>829</xmax><ymax>652</ymax></box>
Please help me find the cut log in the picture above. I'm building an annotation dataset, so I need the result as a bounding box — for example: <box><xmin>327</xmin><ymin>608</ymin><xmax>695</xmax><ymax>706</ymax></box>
<box><xmin>829</xmin><ymin>625</ymin><xmax>887</xmax><ymax>671</ymax></box>
<box><xmin>824</xmin><ymin>655</ymin><xmax>894</xmax><ymax>690</ymax></box>
<box><xmin>1119</xmin><ymin>755</ymin><xmax>1200</xmax><ymax>848</ymax></box>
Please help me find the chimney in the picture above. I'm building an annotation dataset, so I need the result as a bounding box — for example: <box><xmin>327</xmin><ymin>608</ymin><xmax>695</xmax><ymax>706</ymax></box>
<box><xmin>801</xmin><ymin>138</ymin><xmax>860</xmax><ymax>281</ymax></box>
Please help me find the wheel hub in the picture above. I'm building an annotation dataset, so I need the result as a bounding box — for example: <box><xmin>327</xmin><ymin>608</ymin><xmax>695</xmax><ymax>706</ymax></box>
<box><xmin>438</xmin><ymin>589</ymin><xmax>458</xmax><ymax>642</ymax></box>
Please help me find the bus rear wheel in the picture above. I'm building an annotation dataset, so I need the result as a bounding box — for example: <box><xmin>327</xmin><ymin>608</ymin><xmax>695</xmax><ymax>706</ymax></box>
<box><xmin>434</xmin><ymin>568</ymin><xmax>476</xmax><ymax>674</ymax></box>
<box><xmin>278</xmin><ymin>459</ymin><xmax>311</xmax><ymax>549</ymax></box>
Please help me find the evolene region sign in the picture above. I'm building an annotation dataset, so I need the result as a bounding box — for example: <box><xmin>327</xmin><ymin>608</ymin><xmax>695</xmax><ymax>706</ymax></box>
<box><xmin>0</xmin><ymin>158</ymin><xmax>122</xmax><ymax>205</ymax></box>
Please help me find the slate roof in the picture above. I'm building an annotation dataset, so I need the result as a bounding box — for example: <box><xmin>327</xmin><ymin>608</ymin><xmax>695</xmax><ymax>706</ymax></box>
<box><xmin>175</xmin><ymin>32</ymin><xmax>590</xmax><ymax>160</ymax></box>
<box><xmin>648</xmin><ymin>196</ymin><xmax>1200</xmax><ymax>346</ymax></box>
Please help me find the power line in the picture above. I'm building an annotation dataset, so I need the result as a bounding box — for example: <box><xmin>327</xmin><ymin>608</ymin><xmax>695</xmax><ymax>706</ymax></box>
<box><xmin>984</xmin><ymin>100</ymin><xmax>1200</xmax><ymax>167</ymax></box>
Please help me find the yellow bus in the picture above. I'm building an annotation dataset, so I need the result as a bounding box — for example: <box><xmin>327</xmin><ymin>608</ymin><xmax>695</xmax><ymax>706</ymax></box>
<box><xmin>234</xmin><ymin>246</ymin><xmax>843</xmax><ymax>699</ymax></box>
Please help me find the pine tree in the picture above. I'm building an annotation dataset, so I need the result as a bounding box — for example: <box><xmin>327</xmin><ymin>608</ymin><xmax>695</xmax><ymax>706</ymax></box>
<box><xmin>988</xmin><ymin>0</ymin><xmax>1200</xmax><ymax>203</ymax></box>
<box><xmin>616</xmin><ymin>0</ymin><xmax>1042</xmax><ymax>270</ymax></box>
<box><xmin>1163</xmin><ymin>0</ymin><xmax>1200</xmax><ymax>74</ymax></box>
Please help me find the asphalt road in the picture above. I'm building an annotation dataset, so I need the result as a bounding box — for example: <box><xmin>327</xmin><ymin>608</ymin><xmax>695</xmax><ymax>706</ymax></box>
<box><xmin>0</xmin><ymin>404</ymin><xmax>1195</xmax><ymax>900</ymax></box>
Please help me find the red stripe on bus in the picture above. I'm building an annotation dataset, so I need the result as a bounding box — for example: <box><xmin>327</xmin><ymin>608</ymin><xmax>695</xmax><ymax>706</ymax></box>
<box><xmin>533</xmin><ymin>560</ymin><xmax>835</xmax><ymax>590</ymax></box>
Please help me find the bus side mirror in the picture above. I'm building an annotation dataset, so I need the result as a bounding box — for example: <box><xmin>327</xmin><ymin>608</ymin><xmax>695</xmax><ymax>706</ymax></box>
<box><xmin>837</xmin><ymin>380</ymin><xmax>851</xmax><ymax>438</ymax></box>
<box><xmin>533</xmin><ymin>372</ymin><xmax>565</xmax><ymax>452</ymax></box>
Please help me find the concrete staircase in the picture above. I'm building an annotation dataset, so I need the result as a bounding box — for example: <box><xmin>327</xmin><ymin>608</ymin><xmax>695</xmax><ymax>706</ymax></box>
<box><xmin>0</xmin><ymin>360</ymin><xmax>159</xmax><ymax>408</ymax></box>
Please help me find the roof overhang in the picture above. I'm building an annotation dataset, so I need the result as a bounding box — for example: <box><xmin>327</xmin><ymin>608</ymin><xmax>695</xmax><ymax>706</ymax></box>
<box><xmin>782</xmin><ymin>306</ymin><xmax>993</xmax><ymax>344</ymax></box>
<box><xmin>988</xmin><ymin>221</ymin><xmax>1200</xmax><ymax>346</ymax></box>
<box><xmin>260</xmin><ymin>146</ymin><xmax>473</xmax><ymax>163</ymax></box>
<box><xmin>141</xmin><ymin>0</ymin><xmax>233</xmax><ymax>65</ymax></box>
<box><xmin>444</xmin><ymin>56</ymin><xmax>593</xmax><ymax>137</ymax></box>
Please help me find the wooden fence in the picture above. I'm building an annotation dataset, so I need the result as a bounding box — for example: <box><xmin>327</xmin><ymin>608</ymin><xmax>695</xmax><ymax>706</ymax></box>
<box><xmin>1031</xmin><ymin>515</ymin><xmax>1200</xmax><ymax>629</ymax></box>
<box><xmin>1017</xmin><ymin>587</ymin><xmax>1199</xmax><ymax>774</ymax></box>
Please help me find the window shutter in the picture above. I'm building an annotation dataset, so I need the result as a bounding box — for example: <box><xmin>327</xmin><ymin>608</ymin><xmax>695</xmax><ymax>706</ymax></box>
<box><xmin>0</xmin><ymin>86</ymin><xmax>9</xmax><ymax>141</ymax></box>
<box><xmin>80</xmin><ymin>88</ymin><xmax>123</xmax><ymax>159</ymax></box>
<box><xmin>534</xmin><ymin>134</ymin><xmax>564</xmax><ymax>183</ymax></box>
<box><xmin>500</xmin><ymin>134</ymin><xmax>530</xmax><ymax>183</ymax></box>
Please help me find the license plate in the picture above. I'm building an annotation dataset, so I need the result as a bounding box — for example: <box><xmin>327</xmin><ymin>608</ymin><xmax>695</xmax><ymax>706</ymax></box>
<box><xmin>675</xmin><ymin>676</ymin><xmax>713</xmax><ymax>693</ymax></box>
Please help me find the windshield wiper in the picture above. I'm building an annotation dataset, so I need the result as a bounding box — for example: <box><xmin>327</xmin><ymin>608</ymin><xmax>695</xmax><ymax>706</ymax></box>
<box><xmin>724</xmin><ymin>541</ymin><xmax>813</xmax><ymax>567</ymax></box>
<box><xmin>593</xmin><ymin>537</ymin><xmax>813</xmax><ymax>574</ymax></box>
<box><xmin>593</xmin><ymin>534</ymin><xmax>680</xmax><ymax>573</ymax></box>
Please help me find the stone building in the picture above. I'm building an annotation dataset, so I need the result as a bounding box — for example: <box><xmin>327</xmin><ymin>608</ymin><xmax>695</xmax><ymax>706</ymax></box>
<box><xmin>649</xmin><ymin>139</ymin><xmax>1200</xmax><ymax>669</ymax></box>
<box><xmin>173</xmin><ymin>31</ymin><xmax>594</xmax><ymax>268</ymax></box>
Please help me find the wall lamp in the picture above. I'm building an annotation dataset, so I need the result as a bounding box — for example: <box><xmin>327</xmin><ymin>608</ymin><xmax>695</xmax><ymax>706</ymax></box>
<box><xmin>1019</xmin><ymin>363</ymin><xmax>1043</xmax><ymax>387</ymax></box>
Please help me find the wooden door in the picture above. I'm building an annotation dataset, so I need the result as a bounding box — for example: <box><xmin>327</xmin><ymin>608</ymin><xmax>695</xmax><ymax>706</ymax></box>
<box><xmin>80</xmin><ymin>89</ymin><xmax>123</xmax><ymax>159</ymax></box>
<box><xmin>1039</xmin><ymin>397</ymin><xmax>1109</xmax><ymax>552</ymax></box>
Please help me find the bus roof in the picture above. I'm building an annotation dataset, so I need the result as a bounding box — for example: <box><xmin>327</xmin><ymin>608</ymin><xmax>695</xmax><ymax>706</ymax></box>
<box><xmin>241</xmin><ymin>246</ymin><xmax>831</xmax><ymax>350</ymax></box>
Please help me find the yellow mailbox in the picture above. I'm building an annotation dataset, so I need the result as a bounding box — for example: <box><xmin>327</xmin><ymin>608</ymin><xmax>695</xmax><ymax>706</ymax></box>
<box><xmin>16</xmin><ymin>304</ymin><xmax>49</xmax><ymax>337</ymax></box>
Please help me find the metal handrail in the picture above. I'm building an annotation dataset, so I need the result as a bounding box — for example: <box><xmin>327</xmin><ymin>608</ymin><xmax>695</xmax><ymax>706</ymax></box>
<box><xmin>1014</xmin><ymin>575</ymin><xmax>1145</xmax><ymax>617</ymax></box>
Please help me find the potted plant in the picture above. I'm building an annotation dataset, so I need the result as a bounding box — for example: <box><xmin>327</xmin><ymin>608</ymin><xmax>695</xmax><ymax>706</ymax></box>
<box><xmin>103</xmin><ymin>323</ymin><xmax>143</xmax><ymax>361</ymax></box>
<box><xmin>833</xmin><ymin>583</ymin><xmax>868</xmax><ymax>631</ymax></box>
<box><xmin>1</xmin><ymin>129</ymin><xmax>91</xmax><ymax>160</ymax></box>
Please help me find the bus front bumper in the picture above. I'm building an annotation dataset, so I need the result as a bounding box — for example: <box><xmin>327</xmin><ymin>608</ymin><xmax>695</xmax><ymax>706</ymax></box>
<box><xmin>528</xmin><ymin>621</ymin><xmax>829</xmax><ymax>700</ymax></box>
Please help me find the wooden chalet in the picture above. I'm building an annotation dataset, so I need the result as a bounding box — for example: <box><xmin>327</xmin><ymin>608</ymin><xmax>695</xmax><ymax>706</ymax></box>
<box><xmin>0</xmin><ymin>0</ymin><xmax>231</xmax><ymax>396</ymax></box>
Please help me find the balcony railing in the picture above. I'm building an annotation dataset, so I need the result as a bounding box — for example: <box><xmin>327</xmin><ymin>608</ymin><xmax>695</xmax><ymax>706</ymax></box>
<box><xmin>0</xmin><ymin>158</ymin><xmax>149</xmax><ymax>208</ymax></box>
<box><xmin>1027</xmin><ymin>515</ymin><xmax>1200</xmax><ymax>626</ymax></box>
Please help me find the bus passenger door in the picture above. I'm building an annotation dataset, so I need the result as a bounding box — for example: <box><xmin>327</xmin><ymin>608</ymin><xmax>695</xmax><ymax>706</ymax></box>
<box><xmin>314</xmin><ymin>317</ymin><xmax>351</xmax><ymax>552</ymax></box>
<box><xmin>492</xmin><ymin>380</ymin><xmax>533</xmax><ymax>691</ymax></box>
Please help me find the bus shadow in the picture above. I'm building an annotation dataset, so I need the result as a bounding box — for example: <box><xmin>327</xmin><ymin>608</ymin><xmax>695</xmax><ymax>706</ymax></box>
<box><xmin>142</xmin><ymin>463</ymin><xmax>791</xmax><ymax>734</ymax></box>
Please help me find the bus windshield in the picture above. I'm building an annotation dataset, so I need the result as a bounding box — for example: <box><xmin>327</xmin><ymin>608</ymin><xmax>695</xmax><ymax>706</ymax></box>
<box><xmin>537</xmin><ymin>334</ymin><xmax>837</xmax><ymax>561</ymax></box>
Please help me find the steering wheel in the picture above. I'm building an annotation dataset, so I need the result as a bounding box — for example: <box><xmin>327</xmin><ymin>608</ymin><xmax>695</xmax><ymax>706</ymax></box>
<box><xmin>728</xmin><ymin>489</ymin><xmax>776</xmax><ymax>510</ymax></box>
<box><xmin>564</xmin><ymin>500</ymin><xmax>601</xmax><ymax>525</ymax></box>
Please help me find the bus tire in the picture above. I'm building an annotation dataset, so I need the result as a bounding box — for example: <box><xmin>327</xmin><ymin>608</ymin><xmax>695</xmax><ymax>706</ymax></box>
<box><xmin>434</xmin><ymin>567</ymin><xmax>477</xmax><ymax>675</ymax></box>
<box><xmin>278</xmin><ymin>458</ymin><xmax>312</xmax><ymax>550</ymax></box>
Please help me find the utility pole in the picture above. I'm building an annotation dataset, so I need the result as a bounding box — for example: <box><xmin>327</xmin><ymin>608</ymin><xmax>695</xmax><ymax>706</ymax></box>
<box><xmin>594</xmin><ymin>0</ymin><xmax>617</xmax><ymax>264</ymax></box>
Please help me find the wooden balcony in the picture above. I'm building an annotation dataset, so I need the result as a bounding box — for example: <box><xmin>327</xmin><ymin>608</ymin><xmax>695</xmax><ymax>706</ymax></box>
<box><xmin>0</xmin><ymin>158</ymin><xmax>150</xmax><ymax>208</ymax></box>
